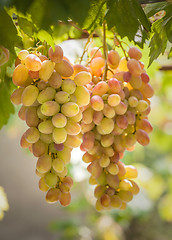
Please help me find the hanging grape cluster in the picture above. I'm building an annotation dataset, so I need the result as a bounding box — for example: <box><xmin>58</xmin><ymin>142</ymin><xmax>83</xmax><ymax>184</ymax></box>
<box><xmin>10</xmin><ymin>38</ymin><xmax>154</xmax><ymax>211</ymax></box>
<box><xmin>10</xmin><ymin>45</ymin><xmax>91</xmax><ymax>206</ymax></box>
<box><xmin>80</xmin><ymin>46</ymin><xmax>153</xmax><ymax>210</ymax></box>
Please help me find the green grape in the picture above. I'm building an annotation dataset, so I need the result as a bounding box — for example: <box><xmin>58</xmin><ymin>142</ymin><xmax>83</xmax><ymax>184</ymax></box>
<box><xmin>52</xmin><ymin>158</ymin><xmax>65</xmax><ymax>173</ymax></box>
<box><xmin>61</xmin><ymin>102</ymin><xmax>79</xmax><ymax>117</ymax></box>
<box><xmin>21</xmin><ymin>85</ymin><xmax>39</xmax><ymax>106</ymax></box>
<box><xmin>55</xmin><ymin>91</ymin><xmax>70</xmax><ymax>104</ymax></box>
<box><xmin>32</xmin><ymin>140</ymin><xmax>48</xmax><ymax>157</ymax></box>
<box><xmin>41</xmin><ymin>101</ymin><xmax>60</xmax><ymax>116</ymax></box>
<box><xmin>124</xmin><ymin>165</ymin><xmax>138</xmax><ymax>178</ymax></box>
<box><xmin>101</xmin><ymin>134</ymin><xmax>114</xmax><ymax>148</ymax></box>
<box><xmin>37</xmin><ymin>87</ymin><xmax>56</xmax><ymax>104</ymax></box>
<box><xmin>136</xmin><ymin>100</ymin><xmax>149</xmax><ymax>112</ymax></box>
<box><xmin>61</xmin><ymin>78</ymin><xmax>76</xmax><ymax>94</ymax></box>
<box><xmin>44</xmin><ymin>172</ymin><xmax>58</xmax><ymax>187</ymax></box>
<box><xmin>20</xmin><ymin>133</ymin><xmax>32</xmax><ymax>148</ymax></box>
<box><xmin>38</xmin><ymin>120</ymin><xmax>54</xmax><ymax>134</ymax></box>
<box><xmin>24</xmin><ymin>127</ymin><xmax>40</xmax><ymax>143</ymax></box>
<box><xmin>25</xmin><ymin>106</ymin><xmax>39</xmax><ymax>127</ymax></box>
<box><xmin>45</xmin><ymin>188</ymin><xmax>61</xmax><ymax>203</ymax></box>
<box><xmin>107</xmin><ymin>174</ymin><xmax>119</xmax><ymax>189</ymax></box>
<box><xmin>48</xmin><ymin>71</ymin><xmax>62</xmax><ymax>89</ymax></box>
<box><xmin>128</xmin><ymin>96</ymin><xmax>139</xmax><ymax>108</ymax></box>
<box><xmin>57</xmin><ymin>146</ymin><xmax>71</xmax><ymax>164</ymax></box>
<box><xmin>39</xmin><ymin>133</ymin><xmax>53</xmax><ymax>144</ymax></box>
<box><xmin>53</xmin><ymin>127</ymin><xmax>67</xmax><ymax>144</ymax></box>
<box><xmin>52</xmin><ymin>113</ymin><xmax>67</xmax><ymax>128</ymax></box>
<box><xmin>36</xmin><ymin>154</ymin><xmax>52</xmax><ymax>174</ymax></box>
<box><xmin>71</xmin><ymin>109</ymin><xmax>82</xmax><ymax>122</ymax></box>
<box><xmin>37</xmin><ymin>106</ymin><xmax>47</xmax><ymax>120</ymax></box>
<box><xmin>119</xmin><ymin>179</ymin><xmax>132</xmax><ymax>191</ymax></box>
<box><xmin>39</xmin><ymin>60</ymin><xmax>55</xmax><ymax>81</ymax></box>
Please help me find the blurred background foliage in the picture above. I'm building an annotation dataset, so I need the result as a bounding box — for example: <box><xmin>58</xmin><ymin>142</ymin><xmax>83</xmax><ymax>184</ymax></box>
<box><xmin>0</xmin><ymin>0</ymin><xmax>172</xmax><ymax>239</ymax></box>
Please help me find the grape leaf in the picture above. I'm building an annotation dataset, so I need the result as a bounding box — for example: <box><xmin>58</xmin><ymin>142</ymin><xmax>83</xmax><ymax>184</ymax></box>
<box><xmin>0</xmin><ymin>82</ymin><xmax>15</xmax><ymax>129</ymax></box>
<box><xmin>105</xmin><ymin>0</ymin><xmax>150</xmax><ymax>46</ymax></box>
<box><xmin>37</xmin><ymin>30</ymin><xmax>55</xmax><ymax>49</ymax></box>
<box><xmin>0</xmin><ymin>8</ymin><xmax>22</xmax><ymax>54</ymax></box>
<box><xmin>18</xmin><ymin>16</ymin><xmax>37</xmax><ymax>38</ymax></box>
<box><xmin>144</xmin><ymin>2</ymin><xmax>170</xmax><ymax>18</ymax></box>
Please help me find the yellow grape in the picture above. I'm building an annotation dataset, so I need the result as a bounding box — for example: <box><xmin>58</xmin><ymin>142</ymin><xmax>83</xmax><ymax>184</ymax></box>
<box><xmin>18</xmin><ymin>50</ymin><xmax>29</xmax><ymax>60</ymax></box>
<box><xmin>100</xmin><ymin>194</ymin><xmax>111</xmax><ymax>207</ymax></box>
<box><xmin>57</xmin><ymin>146</ymin><xmax>71</xmax><ymax>164</ymax></box>
<box><xmin>36</xmin><ymin>154</ymin><xmax>52</xmax><ymax>174</ymax></box>
<box><xmin>99</xmin><ymin>155</ymin><xmax>110</xmax><ymax>168</ymax></box>
<box><xmin>90</xmin><ymin>57</ymin><xmax>105</xmax><ymax>76</ymax></box>
<box><xmin>48</xmin><ymin>71</ymin><xmax>62</xmax><ymax>89</ymax></box>
<box><xmin>129</xmin><ymin>180</ymin><xmax>140</xmax><ymax>195</ymax></box>
<box><xmin>119</xmin><ymin>179</ymin><xmax>132</xmax><ymax>191</ymax></box>
<box><xmin>10</xmin><ymin>87</ymin><xmax>24</xmax><ymax>105</ymax></box>
<box><xmin>24</xmin><ymin>127</ymin><xmax>40</xmax><ymax>143</ymax></box>
<box><xmin>108</xmin><ymin>50</ymin><xmax>120</xmax><ymax>69</ymax></box>
<box><xmin>128</xmin><ymin>96</ymin><xmax>138</xmax><ymax>107</ymax></box>
<box><xmin>39</xmin><ymin>177</ymin><xmax>49</xmax><ymax>192</ymax></box>
<box><xmin>103</xmin><ymin>104</ymin><xmax>115</xmax><ymax>118</ymax></box>
<box><xmin>37</xmin><ymin>87</ymin><xmax>56</xmax><ymax>104</ymax></box>
<box><xmin>65</xmin><ymin>119</ymin><xmax>81</xmax><ymax>135</ymax></box>
<box><xmin>20</xmin><ymin>133</ymin><xmax>32</xmax><ymax>148</ymax></box>
<box><xmin>25</xmin><ymin>106</ymin><xmax>39</xmax><ymax>127</ymax></box>
<box><xmin>93</xmin><ymin>111</ymin><xmax>103</xmax><ymax>125</ymax></box>
<box><xmin>101</xmin><ymin>134</ymin><xmax>114</xmax><ymax>147</ymax></box>
<box><xmin>110</xmin><ymin>195</ymin><xmax>122</xmax><ymax>208</ymax></box>
<box><xmin>136</xmin><ymin>100</ymin><xmax>149</xmax><ymax>112</ymax></box>
<box><xmin>118</xmin><ymin>190</ymin><xmax>133</xmax><ymax>202</ymax></box>
<box><xmin>128</xmin><ymin>47</ymin><xmax>142</xmax><ymax>60</ymax></box>
<box><xmin>74</xmin><ymin>71</ymin><xmax>92</xmax><ymax>86</ymax></box>
<box><xmin>52</xmin><ymin>158</ymin><xmax>65</xmax><ymax>173</ymax></box>
<box><xmin>41</xmin><ymin>101</ymin><xmax>60</xmax><ymax>116</ymax></box>
<box><xmin>61</xmin><ymin>102</ymin><xmax>79</xmax><ymax>117</ymax></box>
<box><xmin>124</xmin><ymin>165</ymin><xmax>138</xmax><ymax>178</ymax></box>
<box><xmin>39</xmin><ymin>60</ymin><xmax>54</xmax><ymax>81</ymax></box>
<box><xmin>55</xmin><ymin>60</ymin><xmax>74</xmax><ymax>77</ymax></box>
<box><xmin>21</xmin><ymin>85</ymin><xmax>39</xmax><ymax>106</ymax></box>
<box><xmin>53</xmin><ymin>127</ymin><xmax>67</xmax><ymax>144</ymax></box>
<box><xmin>38</xmin><ymin>120</ymin><xmax>54</xmax><ymax>134</ymax></box>
<box><xmin>107</xmin><ymin>163</ymin><xmax>119</xmax><ymax>175</ymax></box>
<box><xmin>106</xmin><ymin>174</ymin><xmax>119</xmax><ymax>189</ymax></box>
<box><xmin>74</xmin><ymin>86</ymin><xmax>90</xmax><ymax>107</ymax></box>
<box><xmin>24</xmin><ymin>54</ymin><xmax>42</xmax><ymax>71</ymax></box>
<box><xmin>99</xmin><ymin>117</ymin><xmax>114</xmax><ymax>135</ymax></box>
<box><xmin>55</xmin><ymin>91</ymin><xmax>70</xmax><ymax>104</ymax></box>
<box><xmin>59</xmin><ymin>192</ymin><xmax>71</xmax><ymax>206</ymax></box>
<box><xmin>32</xmin><ymin>140</ymin><xmax>48</xmax><ymax>157</ymax></box>
<box><xmin>48</xmin><ymin>45</ymin><xmax>63</xmax><ymax>63</ymax></box>
<box><xmin>64</xmin><ymin>135</ymin><xmax>81</xmax><ymax>148</ymax></box>
<box><xmin>118</xmin><ymin>57</ymin><xmax>128</xmax><ymax>71</ymax></box>
<box><xmin>12</xmin><ymin>64</ymin><xmax>29</xmax><ymax>86</ymax></box>
<box><xmin>90</xmin><ymin>47</ymin><xmax>102</xmax><ymax>58</ymax></box>
<box><xmin>52</xmin><ymin>113</ymin><xmax>67</xmax><ymax>128</ymax></box>
<box><xmin>91</xmin><ymin>95</ymin><xmax>104</xmax><ymax>111</ymax></box>
<box><xmin>44</xmin><ymin>172</ymin><xmax>58</xmax><ymax>187</ymax></box>
<box><xmin>37</xmin><ymin>80</ymin><xmax>47</xmax><ymax>91</ymax></box>
<box><xmin>130</xmin><ymin>75</ymin><xmax>142</xmax><ymax>89</ymax></box>
<box><xmin>108</xmin><ymin>94</ymin><xmax>121</xmax><ymax>107</ymax></box>
<box><xmin>39</xmin><ymin>133</ymin><xmax>53</xmax><ymax>144</ymax></box>
<box><xmin>45</xmin><ymin>188</ymin><xmax>61</xmax><ymax>203</ymax></box>
<box><xmin>61</xmin><ymin>78</ymin><xmax>76</xmax><ymax>94</ymax></box>
<box><xmin>82</xmin><ymin>107</ymin><xmax>94</xmax><ymax>124</ymax></box>
<box><xmin>127</xmin><ymin>59</ymin><xmax>142</xmax><ymax>76</ymax></box>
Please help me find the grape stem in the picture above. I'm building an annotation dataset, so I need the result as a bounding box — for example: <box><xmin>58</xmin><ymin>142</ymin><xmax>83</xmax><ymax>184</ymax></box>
<box><xmin>114</xmin><ymin>34</ymin><xmax>128</xmax><ymax>61</ymax></box>
<box><xmin>79</xmin><ymin>33</ymin><xmax>93</xmax><ymax>64</ymax></box>
<box><xmin>103</xmin><ymin>21</ymin><xmax>108</xmax><ymax>82</ymax></box>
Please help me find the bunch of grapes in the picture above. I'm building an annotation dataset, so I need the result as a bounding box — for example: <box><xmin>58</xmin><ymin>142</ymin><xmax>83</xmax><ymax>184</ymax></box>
<box><xmin>80</xmin><ymin>46</ymin><xmax>153</xmax><ymax>210</ymax></box>
<box><xmin>10</xmin><ymin>44</ymin><xmax>91</xmax><ymax>206</ymax></box>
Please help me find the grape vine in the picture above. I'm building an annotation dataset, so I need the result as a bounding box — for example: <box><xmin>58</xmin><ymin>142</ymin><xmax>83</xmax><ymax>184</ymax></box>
<box><xmin>10</xmin><ymin>25</ymin><xmax>154</xmax><ymax>210</ymax></box>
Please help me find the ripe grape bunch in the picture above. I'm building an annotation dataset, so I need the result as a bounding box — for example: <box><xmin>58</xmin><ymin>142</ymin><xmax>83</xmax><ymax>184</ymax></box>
<box><xmin>10</xmin><ymin>44</ymin><xmax>91</xmax><ymax>206</ymax></box>
<box><xmin>10</xmin><ymin>40</ymin><xmax>154</xmax><ymax>211</ymax></box>
<box><xmin>81</xmin><ymin>46</ymin><xmax>154</xmax><ymax>210</ymax></box>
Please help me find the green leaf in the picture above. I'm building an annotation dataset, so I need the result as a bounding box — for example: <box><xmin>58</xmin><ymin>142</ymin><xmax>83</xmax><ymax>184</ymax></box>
<box><xmin>144</xmin><ymin>2</ymin><xmax>169</xmax><ymax>18</ymax></box>
<box><xmin>83</xmin><ymin>0</ymin><xmax>106</xmax><ymax>32</ymax></box>
<box><xmin>0</xmin><ymin>82</ymin><xmax>15</xmax><ymax>129</ymax></box>
<box><xmin>18</xmin><ymin>16</ymin><xmax>37</xmax><ymax>38</ymax></box>
<box><xmin>37</xmin><ymin>30</ymin><xmax>54</xmax><ymax>49</ymax></box>
<box><xmin>168</xmin><ymin>47</ymin><xmax>172</xmax><ymax>58</ymax></box>
<box><xmin>165</xmin><ymin>17</ymin><xmax>172</xmax><ymax>43</ymax></box>
<box><xmin>0</xmin><ymin>8</ymin><xmax>22</xmax><ymax>53</ymax></box>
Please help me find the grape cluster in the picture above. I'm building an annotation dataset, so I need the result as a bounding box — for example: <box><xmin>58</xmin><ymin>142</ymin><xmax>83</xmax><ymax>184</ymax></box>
<box><xmin>80</xmin><ymin>47</ymin><xmax>153</xmax><ymax>210</ymax></box>
<box><xmin>10</xmin><ymin>45</ymin><xmax>91</xmax><ymax>206</ymax></box>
